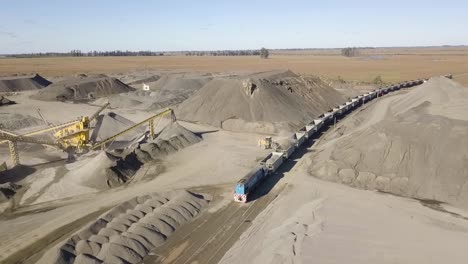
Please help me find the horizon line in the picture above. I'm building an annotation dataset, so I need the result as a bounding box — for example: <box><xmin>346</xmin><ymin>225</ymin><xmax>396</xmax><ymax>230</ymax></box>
<box><xmin>1</xmin><ymin>44</ymin><xmax>467</xmax><ymax>56</ymax></box>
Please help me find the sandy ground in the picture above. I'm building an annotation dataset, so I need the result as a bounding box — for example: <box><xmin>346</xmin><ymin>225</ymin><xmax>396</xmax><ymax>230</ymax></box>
<box><xmin>1</xmin><ymin>71</ymin><xmax>468</xmax><ymax>264</ymax></box>
<box><xmin>308</xmin><ymin>77</ymin><xmax>468</xmax><ymax>209</ymax></box>
<box><xmin>0</xmin><ymin>81</ymin><xmax>273</xmax><ymax>263</ymax></box>
<box><xmin>0</xmin><ymin>119</ymin><xmax>270</xmax><ymax>263</ymax></box>
<box><xmin>2</xmin><ymin>51</ymin><xmax>468</xmax><ymax>85</ymax></box>
<box><xmin>221</xmin><ymin>110</ymin><xmax>468</xmax><ymax>264</ymax></box>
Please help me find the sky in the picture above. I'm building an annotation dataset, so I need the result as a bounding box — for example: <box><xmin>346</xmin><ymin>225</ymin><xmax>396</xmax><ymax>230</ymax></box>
<box><xmin>0</xmin><ymin>0</ymin><xmax>467</xmax><ymax>54</ymax></box>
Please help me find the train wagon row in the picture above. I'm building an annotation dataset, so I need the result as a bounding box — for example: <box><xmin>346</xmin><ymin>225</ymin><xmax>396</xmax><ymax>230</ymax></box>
<box><xmin>233</xmin><ymin>75</ymin><xmax>452</xmax><ymax>203</ymax></box>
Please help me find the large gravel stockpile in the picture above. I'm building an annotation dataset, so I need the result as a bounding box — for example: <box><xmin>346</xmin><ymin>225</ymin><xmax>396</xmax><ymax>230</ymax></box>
<box><xmin>0</xmin><ymin>113</ymin><xmax>43</xmax><ymax>130</ymax></box>
<box><xmin>309</xmin><ymin>77</ymin><xmax>468</xmax><ymax>208</ymax></box>
<box><xmin>32</xmin><ymin>75</ymin><xmax>134</xmax><ymax>101</ymax></box>
<box><xmin>92</xmin><ymin>73</ymin><xmax>211</xmax><ymax>111</ymax></box>
<box><xmin>176</xmin><ymin>70</ymin><xmax>344</xmax><ymax>133</ymax></box>
<box><xmin>90</xmin><ymin>112</ymin><xmax>144</xmax><ymax>143</ymax></box>
<box><xmin>40</xmin><ymin>191</ymin><xmax>209</xmax><ymax>264</ymax></box>
<box><xmin>135</xmin><ymin>121</ymin><xmax>202</xmax><ymax>162</ymax></box>
<box><xmin>137</xmin><ymin>73</ymin><xmax>211</xmax><ymax>110</ymax></box>
<box><xmin>0</xmin><ymin>74</ymin><xmax>51</xmax><ymax>92</ymax></box>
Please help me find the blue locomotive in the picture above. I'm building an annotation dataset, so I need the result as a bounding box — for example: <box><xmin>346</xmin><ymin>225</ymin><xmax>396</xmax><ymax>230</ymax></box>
<box><xmin>234</xmin><ymin>165</ymin><xmax>269</xmax><ymax>203</ymax></box>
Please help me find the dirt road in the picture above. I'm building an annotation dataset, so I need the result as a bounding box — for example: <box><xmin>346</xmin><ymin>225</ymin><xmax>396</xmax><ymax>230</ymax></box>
<box><xmin>145</xmin><ymin>175</ymin><xmax>287</xmax><ymax>264</ymax></box>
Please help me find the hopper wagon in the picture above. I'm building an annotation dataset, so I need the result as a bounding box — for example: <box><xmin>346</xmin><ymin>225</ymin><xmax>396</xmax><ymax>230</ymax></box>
<box><xmin>305</xmin><ymin>123</ymin><xmax>317</xmax><ymax>137</ymax></box>
<box><xmin>322</xmin><ymin>112</ymin><xmax>334</xmax><ymax>123</ymax></box>
<box><xmin>345</xmin><ymin>101</ymin><xmax>353</xmax><ymax>112</ymax></box>
<box><xmin>336</xmin><ymin>104</ymin><xmax>348</xmax><ymax>116</ymax></box>
<box><xmin>363</xmin><ymin>93</ymin><xmax>371</xmax><ymax>102</ymax></box>
<box><xmin>313</xmin><ymin>119</ymin><xmax>323</xmax><ymax>130</ymax></box>
<box><xmin>357</xmin><ymin>95</ymin><xmax>364</xmax><ymax>103</ymax></box>
<box><xmin>332</xmin><ymin>107</ymin><xmax>341</xmax><ymax>116</ymax></box>
<box><xmin>298</xmin><ymin>126</ymin><xmax>309</xmax><ymax>139</ymax></box>
<box><xmin>259</xmin><ymin>153</ymin><xmax>272</xmax><ymax>166</ymax></box>
<box><xmin>294</xmin><ymin>132</ymin><xmax>306</xmax><ymax>147</ymax></box>
<box><xmin>274</xmin><ymin>142</ymin><xmax>295</xmax><ymax>159</ymax></box>
<box><xmin>266</xmin><ymin>152</ymin><xmax>284</xmax><ymax>171</ymax></box>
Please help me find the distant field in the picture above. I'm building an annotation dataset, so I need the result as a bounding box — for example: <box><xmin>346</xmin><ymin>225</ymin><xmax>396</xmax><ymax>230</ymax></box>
<box><xmin>1</xmin><ymin>47</ymin><xmax>468</xmax><ymax>85</ymax></box>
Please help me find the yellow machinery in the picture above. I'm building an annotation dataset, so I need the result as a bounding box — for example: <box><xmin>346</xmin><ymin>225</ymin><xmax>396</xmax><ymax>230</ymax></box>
<box><xmin>258</xmin><ymin>136</ymin><xmax>280</xmax><ymax>150</ymax></box>
<box><xmin>0</xmin><ymin>104</ymin><xmax>176</xmax><ymax>167</ymax></box>
<box><xmin>0</xmin><ymin>129</ymin><xmax>65</xmax><ymax>166</ymax></box>
<box><xmin>91</xmin><ymin>107</ymin><xmax>175</xmax><ymax>150</ymax></box>
<box><xmin>53</xmin><ymin>116</ymin><xmax>90</xmax><ymax>153</ymax></box>
<box><xmin>258</xmin><ymin>136</ymin><xmax>273</xmax><ymax>149</ymax></box>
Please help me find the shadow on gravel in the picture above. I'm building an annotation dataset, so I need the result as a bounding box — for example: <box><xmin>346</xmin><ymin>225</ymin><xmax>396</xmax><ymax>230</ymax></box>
<box><xmin>247</xmin><ymin>118</ymin><xmax>340</xmax><ymax>202</ymax></box>
<box><xmin>0</xmin><ymin>165</ymin><xmax>36</xmax><ymax>184</ymax></box>
<box><xmin>246</xmin><ymin>102</ymin><xmax>374</xmax><ymax>203</ymax></box>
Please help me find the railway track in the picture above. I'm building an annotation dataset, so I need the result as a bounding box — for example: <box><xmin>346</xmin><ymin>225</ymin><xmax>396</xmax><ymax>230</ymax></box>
<box><xmin>145</xmin><ymin>180</ymin><xmax>286</xmax><ymax>264</ymax></box>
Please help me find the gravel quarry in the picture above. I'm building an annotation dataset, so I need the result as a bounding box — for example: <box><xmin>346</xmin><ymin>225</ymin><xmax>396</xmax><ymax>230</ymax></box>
<box><xmin>177</xmin><ymin>70</ymin><xmax>344</xmax><ymax>133</ymax></box>
<box><xmin>1</xmin><ymin>70</ymin><xmax>468</xmax><ymax>264</ymax></box>
<box><xmin>309</xmin><ymin>77</ymin><xmax>468</xmax><ymax>209</ymax></box>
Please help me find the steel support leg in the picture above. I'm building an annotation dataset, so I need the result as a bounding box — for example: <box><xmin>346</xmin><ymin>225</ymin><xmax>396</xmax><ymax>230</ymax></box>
<box><xmin>149</xmin><ymin>119</ymin><xmax>155</xmax><ymax>140</ymax></box>
<box><xmin>8</xmin><ymin>141</ymin><xmax>19</xmax><ymax>166</ymax></box>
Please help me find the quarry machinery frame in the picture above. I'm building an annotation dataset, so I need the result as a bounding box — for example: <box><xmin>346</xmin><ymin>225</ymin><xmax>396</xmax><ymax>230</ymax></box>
<box><xmin>0</xmin><ymin>129</ymin><xmax>64</xmax><ymax>166</ymax></box>
<box><xmin>0</xmin><ymin>103</ymin><xmax>109</xmax><ymax>146</ymax></box>
<box><xmin>91</xmin><ymin>108</ymin><xmax>175</xmax><ymax>150</ymax></box>
<box><xmin>0</xmin><ymin>105</ymin><xmax>174</xmax><ymax>168</ymax></box>
<box><xmin>0</xmin><ymin>103</ymin><xmax>110</xmax><ymax>167</ymax></box>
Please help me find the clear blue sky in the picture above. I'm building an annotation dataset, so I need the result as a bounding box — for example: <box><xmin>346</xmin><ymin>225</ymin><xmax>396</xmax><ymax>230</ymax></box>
<box><xmin>1</xmin><ymin>0</ymin><xmax>467</xmax><ymax>54</ymax></box>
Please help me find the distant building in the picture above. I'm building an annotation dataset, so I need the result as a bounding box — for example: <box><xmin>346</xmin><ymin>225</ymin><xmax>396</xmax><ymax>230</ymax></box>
<box><xmin>143</xmin><ymin>83</ymin><xmax>150</xmax><ymax>91</ymax></box>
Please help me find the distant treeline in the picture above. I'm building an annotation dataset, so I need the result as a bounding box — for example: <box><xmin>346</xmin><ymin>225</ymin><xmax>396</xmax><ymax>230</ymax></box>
<box><xmin>184</xmin><ymin>50</ymin><xmax>261</xmax><ymax>56</ymax></box>
<box><xmin>341</xmin><ymin>47</ymin><xmax>360</xmax><ymax>57</ymax></box>
<box><xmin>6</xmin><ymin>50</ymin><xmax>165</xmax><ymax>58</ymax></box>
<box><xmin>6</xmin><ymin>49</ymin><xmax>265</xmax><ymax>58</ymax></box>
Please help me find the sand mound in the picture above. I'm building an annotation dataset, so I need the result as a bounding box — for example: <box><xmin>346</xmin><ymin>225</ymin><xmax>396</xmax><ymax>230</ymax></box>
<box><xmin>40</xmin><ymin>191</ymin><xmax>209</xmax><ymax>264</ymax></box>
<box><xmin>0</xmin><ymin>113</ymin><xmax>43</xmax><ymax>130</ymax></box>
<box><xmin>143</xmin><ymin>73</ymin><xmax>212</xmax><ymax>110</ymax></box>
<box><xmin>135</xmin><ymin>121</ymin><xmax>202</xmax><ymax>162</ymax></box>
<box><xmin>309</xmin><ymin>77</ymin><xmax>468</xmax><ymax>209</ymax></box>
<box><xmin>94</xmin><ymin>73</ymin><xmax>211</xmax><ymax>111</ymax></box>
<box><xmin>90</xmin><ymin>112</ymin><xmax>144</xmax><ymax>143</ymax></box>
<box><xmin>65</xmin><ymin>152</ymin><xmax>124</xmax><ymax>189</ymax></box>
<box><xmin>63</xmin><ymin>121</ymin><xmax>201</xmax><ymax>189</ymax></box>
<box><xmin>176</xmin><ymin>70</ymin><xmax>344</xmax><ymax>133</ymax></box>
<box><xmin>32</xmin><ymin>76</ymin><xmax>134</xmax><ymax>101</ymax></box>
<box><xmin>0</xmin><ymin>74</ymin><xmax>51</xmax><ymax>92</ymax></box>
<box><xmin>0</xmin><ymin>96</ymin><xmax>15</xmax><ymax>106</ymax></box>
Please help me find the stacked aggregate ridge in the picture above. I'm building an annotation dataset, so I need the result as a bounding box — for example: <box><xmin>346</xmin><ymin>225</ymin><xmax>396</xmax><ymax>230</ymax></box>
<box><xmin>310</xmin><ymin>77</ymin><xmax>468</xmax><ymax>209</ymax></box>
<box><xmin>0</xmin><ymin>74</ymin><xmax>51</xmax><ymax>92</ymax></box>
<box><xmin>41</xmin><ymin>191</ymin><xmax>209</xmax><ymax>264</ymax></box>
<box><xmin>32</xmin><ymin>75</ymin><xmax>134</xmax><ymax>101</ymax></box>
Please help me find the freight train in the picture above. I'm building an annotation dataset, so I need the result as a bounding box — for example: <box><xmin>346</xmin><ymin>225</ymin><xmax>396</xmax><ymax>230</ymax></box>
<box><xmin>233</xmin><ymin>76</ymin><xmax>451</xmax><ymax>203</ymax></box>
